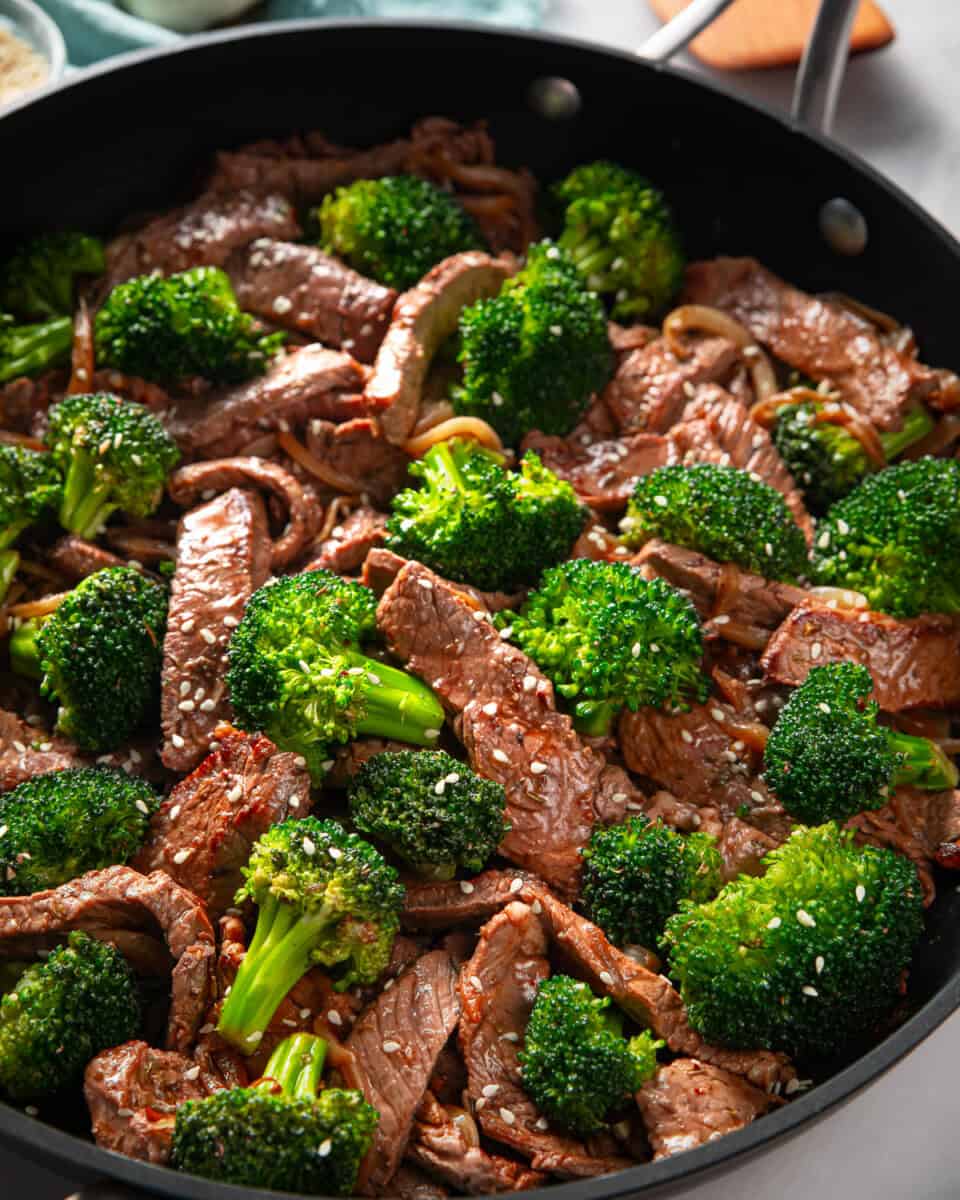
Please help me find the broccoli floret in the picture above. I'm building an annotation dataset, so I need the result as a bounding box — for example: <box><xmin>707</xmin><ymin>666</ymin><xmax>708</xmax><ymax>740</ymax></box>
<box><xmin>9</xmin><ymin>566</ymin><xmax>167</xmax><ymax>752</ymax></box>
<box><xmin>0</xmin><ymin>444</ymin><xmax>61</xmax><ymax>602</ymax></box>
<box><xmin>0</xmin><ymin>233</ymin><xmax>104</xmax><ymax>321</ymax></box>
<box><xmin>385</xmin><ymin>438</ymin><xmax>585</xmax><ymax>593</ymax></box>
<box><xmin>0</xmin><ymin>312</ymin><xmax>73</xmax><ymax>384</ymax></box>
<box><xmin>811</xmin><ymin>457</ymin><xmax>960</xmax><ymax>617</ymax></box>
<box><xmin>580</xmin><ymin>816</ymin><xmax>722</xmax><ymax>948</ymax></box>
<box><xmin>314</xmin><ymin>175</ymin><xmax>483</xmax><ymax>292</ymax></box>
<box><xmin>622</xmin><ymin>462</ymin><xmax>809</xmax><ymax>582</ymax></box>
<box><xmin>0</xmin><ymin>767</ymin><xmax>160</xmax><ymax>897</ymax></box>
<box><xmin>499</xmin><ymin>559</ymin><xmax>707</xmax><ymax>735</ymax></box>
<box><xmin>172</xmin><ymin>1032</ymin><xmax>377</xmax><ymax>1193</ymax></box>
<box><xmin>553</xmin><ymin>161</ymin><xmax>684</xmax><ymax>321</ymax></box>
<box><xmin>519</xmin><ymin>975</ymin><xmax>661</xmax><ymax>1137</ymax></box>
<box><xmin>773</xmin><ymin>401</ymin><xmax>934</xmax><ymax>514</ymax></box>
<box><xmin>217</xmin><ymin>818</ymin><xmax>403</xmax><ymax>1050</ymax></box>
<box><xmin>349</xmin><ymin>749</ymin><xmax>508</xmax><ymax>880</ymax></box>
<box><xmin>763</xmin><ymin>663</ymin><xmax>957</xmax><ymax>824</ymax></box>
<box><xmin>452</xmin><ymin>240</ymin><xmax>611</xmax><ymax>445</ymax></box>
<box><xmin>45</xmin><ymin>392</ymin><xmax>180</xmax><ymax>538</ymax></box>
<box><xmin>227</xmin><ymin>569</ymin><xmax>444</xmax><ymax>783</ymax></box>
<box><xmin>95</xmin><ymin>267</ymin><xmax>284</xmax><ymax>386</ymax></box>
<box><xmin>662</xmin><ymin>823</ymin><xmax>924</xmax><ymax>1059</ymax></box>
<box><xmin>0</xmin><ymin>931</ymin><xmax>139</xmax><ymax>1101</ymax></box>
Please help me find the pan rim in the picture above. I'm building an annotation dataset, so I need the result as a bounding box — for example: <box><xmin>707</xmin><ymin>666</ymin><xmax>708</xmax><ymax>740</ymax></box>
<box><xmin>2</xmin><ymin>17</ymin><xmax>959</xmax><ymax>1198</ymax></box>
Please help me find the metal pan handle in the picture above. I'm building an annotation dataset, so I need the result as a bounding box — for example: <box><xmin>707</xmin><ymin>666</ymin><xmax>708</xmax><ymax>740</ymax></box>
<box><xmin>639</xmin><ymin>0</ymin><xmax>858</xmax><ymax>135</ymax></box>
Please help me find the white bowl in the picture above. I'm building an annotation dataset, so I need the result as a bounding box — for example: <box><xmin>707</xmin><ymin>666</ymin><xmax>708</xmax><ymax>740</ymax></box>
<box><xmin>119</xmin><ymin>0</ymin><xmax>261</xmax><ymax>33</ymax></box>
<box><xmin>0</xmin><ymin>0</ymin><xmax>67</xmax><ymax>107</ymax></box>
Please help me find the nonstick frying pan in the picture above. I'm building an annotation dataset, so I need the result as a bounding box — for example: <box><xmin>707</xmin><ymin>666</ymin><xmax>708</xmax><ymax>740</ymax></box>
<box><xmin>2</xmin><ymin>2</ymin><xmax>960</xmax><ymax>1197</ymax></box>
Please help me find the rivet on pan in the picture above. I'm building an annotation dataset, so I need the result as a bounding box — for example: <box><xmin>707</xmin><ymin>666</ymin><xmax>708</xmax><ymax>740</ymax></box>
<box><xmin>527</xmin><ymin>77</ymin><xmax>582</xmax><ymax>120</ymax></box>
<box><xmin>819</xmin><ymin>198</ymin><xmax>868</xmax><ymax>256</ymax></box>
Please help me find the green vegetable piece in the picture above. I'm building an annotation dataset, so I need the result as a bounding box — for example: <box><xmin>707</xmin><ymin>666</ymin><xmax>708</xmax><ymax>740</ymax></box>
<box><xmin>0</xmin><ymin>232</ymin><xmax>105</xmax><ymax>321</ymax></box>
<box><xmin>0</xmin><ymin>313</ymin><xmax>72</xmax><ymax>384</ymax></box>
<box><xmin>0</xmin><ymin>444</ymin><xmax>61</xmax><ymax>601</ymax></box>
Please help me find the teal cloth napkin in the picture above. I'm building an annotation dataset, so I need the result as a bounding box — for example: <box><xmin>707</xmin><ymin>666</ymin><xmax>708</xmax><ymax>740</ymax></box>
<box><xmin>37</xmin><ymin>0</ymin><xmax>542</xmax><ymax>67</ymax></box>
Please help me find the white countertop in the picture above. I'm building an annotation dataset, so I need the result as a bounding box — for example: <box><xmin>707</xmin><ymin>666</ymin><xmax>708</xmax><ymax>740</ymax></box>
<box><xmin>5</xmin><ymin>2</ymin><xmax>960</xmax><ymax>1197</ymax></box>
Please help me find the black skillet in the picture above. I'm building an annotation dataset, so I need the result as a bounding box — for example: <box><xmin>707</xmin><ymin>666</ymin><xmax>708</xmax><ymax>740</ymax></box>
<box><xmin>2</xmin><ymin>2</ymin><xmax>960</xmax><ymax>1196</ymax></box>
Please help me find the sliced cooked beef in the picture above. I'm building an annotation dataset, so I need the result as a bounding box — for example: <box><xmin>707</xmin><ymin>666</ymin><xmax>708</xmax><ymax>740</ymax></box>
<box><xmin>530</xmin><ymin>890</ymin><xmax>794</xmax><ymax>1092</ymax></box>
<box><xmin>227</xmin><ymin>239</ymin><xmax>397</xmax><ymax>363</ymax></box>
<box><xmin>364</xmin><ymin>548</ymin><xmax>526</xmax><ymax>614</ymax></box>
<box><xmin>327</xmin><ymin>736</ymin><xmax>420</xmax><ymax>788</ymax></box>
<box><xmin>347</xmin><ymin>950</ymin><xmax>461</xmax><ymax>1194</ymax></box>
<box><xmin>0</xmin><ymin>371</ymin><xmax>64</xmax><ymax>433</ymax></box>
<box><xmin>602</xmin><ymin>335</ymin><xmax>739</xmax><ymax>434</ymax></box>
<box><xmin>368</xmin><ymin>252</ymin><xmax>513</xmax><ymax>443</ymax></box>
<box><xmin>618</xmin><ymin>701</ymin><xmax>786</xmax><ymax>838</ymax></box>
<box><xmin>636</xmin><ymin>1059</ymin><xmax>778</xmax><ymax>1160</ymax></box>
<box><xmin>48</xmin><ymin>535</ymin><xmax>126</xmax><ymax>581</ymax></box>
<box><xmin>167</xmin><ymin>456</ymin><xmax>313</xmax><ymax>568</ymax></box>
<box><xmin>633</xmin><ymin>539</ymin><xmax>806</xmax><ymax>649</ymax></box>
<box><xmin>85</xmin><ymin>1041</ymin><xmax>223</xmax><ymax>1163</ymax></box>
<box><xmin>206</xmin><ymin>137</ymin><xmax>412</xmax><ymax>201</ymax></box>
<box><xmin>377</xmin><ymin>561</ymin><xmax>606</xmax><ymax>896</ymax></box>
<box><xmin>762</xmin><ymin>604</ymin><xmax>960</xmax><ymax>712</ymax></box>
<box><xmin>409</xmin><ymin>1092</ymin><xmax>547</xmax><ymax>1194</ymax></box>
<box><xmin>716</xmin><ymin>817</ymin><xmax>780</xmax><ymax>881</ymax></box>
<box><xmin>521</xmin><ymin>429</ymin><xmax>671</xmax><ymax>511</ymax></box>
<box><xmin>173</xmin><ymin>345</ymin><xmax>368</xmax><ymax>459</ymax></box>
<box><xmin>391</xmin><ymin>1164</ymin><xmax>451</xmax><ymax>1200</ymax></box>
<box><xmin>683</xmin><ymin>258</ymin><xmax>937</xmax><ymax>430</ymax></box>
<box><xmin>0</xmin><ymin>866</ymin><xmax>215</xmax><ymax>1051</ymax></box>
<box><xmin>401</xmin><ymin>869</ymin><xmax>542</xmax><ymax>931</ymax></box>
<box><xmin>608</xmin><ymin>322</ymin><xmax>658</xmax><ymax>356</ymax></box>
<box><xmin>0</xmin><ymin>708</ymin><xmax>86</xmax><ymax>793</ymax></box>
<box><xmin>305</xmin><ymin>506</ymin><xmax>387</xmax><ymax>574</ymax></box>
<box><xmin>570</xmin><ymin>521</ymin><xmax>624</xmax><ymax>563</ymax></box>
<box><xmin>305</xmin><ymin>417</ymin><xmax>411</xmax><ymax>506</ymax></box>
<box><xmin>103</xmin><ymin>190</ymin><xmax>300</xmax><ymax>289</ymax></box>
<box><xmin>459</xmin><ymin>901</ymin><xmax>633</xmax><ymax>1177</ymax></box>
<box><xmin>667</xmin><ymin>386</ymin><xmax>812</xmax><ymax>539</ymax></box>
<box><xmin>161</xmin><ymin>489</ymin><xmax>271</xmax><ymax>773</ymax></box>
<box><xmin>134</xmin><ymin>727</ymin><xmax>310</xmax><ymax>919</ymax></box>
<box><xmin>851</xmin><ymin>786</ymin><xmax>960</xmax><ymax>905</ymax></box>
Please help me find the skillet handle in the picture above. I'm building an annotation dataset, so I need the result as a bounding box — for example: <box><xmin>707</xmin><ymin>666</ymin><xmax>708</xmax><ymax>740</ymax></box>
<box><xmin>67</xmin><ymin>1184</ymin><xmax>146</xmax><ymax>1199</ymax></box>
<box><xmin>639</xmin><ymin>0</ymin><xmax>856</xmax><ymax>136</ymax></box>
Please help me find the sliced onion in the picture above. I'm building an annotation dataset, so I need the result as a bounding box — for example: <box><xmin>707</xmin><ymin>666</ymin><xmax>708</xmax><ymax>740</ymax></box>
<box><xmin>276</xmin><ymin>429</ymin><xmax>360</xmax><ymax>494</ymax></box>
<box><xmin>663</xmin><ymin>304</ymin><xmax>755</xmax><ymax>357</ymax></box>
<box><xmin>808</xmin><ymin>586</ymin><xmax>869</xmax><ymax>610</ymax></box>
<box><xmin>404</xmin><ymin>416</ymin><xmax>503</xmax><ymax>458</ymax></box>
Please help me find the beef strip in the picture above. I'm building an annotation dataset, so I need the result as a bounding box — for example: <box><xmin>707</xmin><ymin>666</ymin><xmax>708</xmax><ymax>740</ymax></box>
<box><xmin>851</xmin><ymin>786</ymin><xmax>960</xmax><ymax>905</ymax></box>
<box><xmin>0</xmin><ymin>708</ymin><xmax>86</xmax><ymax>793</ymax></box>
<box><xmin>167</xmin><ymin>456</ymin><xmax>313</xmax><ymax>568</ymax></box>
<box><xmin>0</xmin><ymin>866</ymin><xmax>215</xmax><ymax>1050</ymax></box>
<box><xmin>364</xmin><ymin>548</ymin><xmax>526</xmax><ymax>614</ymax></box>
<box><xmin>401</xmin><ymin>869</ymin><xmax>543</xmax><ymax>931</ymax></box>
<box><xmin>520</xmin><ymin>429</ymin><xmax>672</xmax><ymax>511</ymax></box>
<box><xmin>368</xmin><ymin>252</ymin><xmax>513</xmax><ymax>443</ymax></box>
<box><xmin>391</xmin><ymin>1164</ymin><xmax>450</xmax><ymax>1200</ymax></box>
<box><xmin>636</xmin><ymin>1059</ymin><xmax>778</xmax><ymax>1160</ymax></box>
<box><xmin>227</xmin><ymin>239</ymin><xmax>397</xmax><ymax>363</ymax></box>
<box><xmin>633</xmin><ymin>539</ymin><xmax>807</xmax><ymax>650</ymax></box>
<box><xmin>683</xmin><ymin>258</ymin><xmax>937</xmax><ymax>430</ymax></box>
<box><xmin>408</xmin><ymin>1092</ymin><xmax>547</xmax><ymax>1194</ymax></box>
<box><xmin>305</xmin><ymin>417</ymin><xmax>411</xmax><ymax>506</ymax></box>
<box><xmin>206</xmin><ymin>137</ymin><xmax>412</xmax><ymax>201</ymax></box>
<box><xmin>172</xmin><ymin>345</ymin><xmax>368</xmax><ymax>459</ymax></box>
<box><xmin>530</xmin><ymin>890</ymin><xmax>794</xmax><ymax>1092</ymax></box>
<box><xmin>103</xmin><ymin>190</ymin><xmax>300</xmax><ymax>290</ymax></box>
<box><xmin>327</xmin><ymin>736</ymin><xmax>421</xmax><ymax>788</ymax></box>
<box><xmin>570</xmin><ymin>521</ymin><xmax>624</xmax><ymax>563</ymax></box>
<box><xmin>602</xmin><ymin>335</ymin><xmax>740</xmax><ymax>434</ymax></box>
<box><xmin>377</xmin><ymin>561</ymin><xmax>608</xmax><ymax>896</ymax></box>
<box><xmin>618</xmin><ymin>701</ymin><xmax>786</xmax><ymax>840</ymax></box>
<box><xmin>160</xmin><ymin>489</ymin><xmax>271</xmax><ymax>773</ymax></box>
<box><xmin>304</xmin><ymin>506</ymin><xmax>387</xmax><ymax>574</ymax></box>
<box><xmin>716</xmin><ymin>818</ymin><xmax>780</xmax><ymax>881</ymax></box>
<box><xmin>48</xmin><ymin>535</ymin><xmax>126</xmax><ymax>581</ymax></box>
<box><xmin>667</xmin><ymin>386</ymin><xmax>812</xmax><ymax>540</ymax></box>
<box><xmin>84</xmin><ymin>1041</ymin><xmax>223</xmax><ymax>1163</ymax></box>
<box><xmin>347</xmin><ymin>950</ymin><xmax>461</xmax><ymax>1194</ymax></box>
<box><xmin>460</xmin><ymin>901</ymin><xmax>633</xmax><ymax>1177</ymax></box>
<box><xmin>762</xmin><ymin>604</ymin><xmax>960</xmax><ymax>712</ymax></box>
<box><xmin>134</xmin><ymin>727</ymin><xmax>310</xmax><ymax>919</ymax></box>
<box><xmin>608</xmin><ymin>322</ymin><xmax>658</xmax><ymax>356</ymax></box>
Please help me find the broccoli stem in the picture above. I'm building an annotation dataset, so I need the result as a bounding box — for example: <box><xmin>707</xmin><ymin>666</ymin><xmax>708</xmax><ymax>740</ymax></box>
<box><xmin>573</xmin><ymin>699</ymin><xmax>618</xmax><ymax>737</ymax></box>
<box><xmin>0</xmin><ymin>316</ymin><xmax>72</xmax><ymax>384</ymax></box>
<box><xmin>58</xmin><ymin>448</ymin><xmax>117</xmax><ymax>538</ymax></box>
<box><xmin>887</xmin><ymin>727</ymin><xmax>959</xmax><ymax>792</ymax></box>
<box><xmin>352</xmin><ymin>655</ymin><xmax>445</xmax><ymax>746</ymax></box>
<box><xmin>422</xmin><ymin>439</ymin><xmax>465</xmax><ymax>495</ymax></box>
<box><xmin>256</xmin><ymin>1032</ymin><xmax>327</xmax><ymax>1099</ymax></box>
<box><xmin>564</xmin><ymin>235</ymin><xmax>615</xmax><ymax>281</ymax></box>
<box><xmin>879</xmin><ymin>405</ymin><xmax>935</xmax><ymax>461</ymax></box>
<box><xmin>217</xmin><ymin>895</ymin><xmax>340</xmax><ymax>1051</ymax></box>
<box><xmin>8</xmin><ymin>618</ymin><xmax>42</xmax><ymax>680</ymax></box>
<box><xmin>0</xmin><ymin>549</ymin><xmax>19</xmax><ymax>605</ymax></box>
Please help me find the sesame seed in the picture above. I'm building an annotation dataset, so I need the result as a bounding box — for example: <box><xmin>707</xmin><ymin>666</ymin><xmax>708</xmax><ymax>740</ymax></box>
<box><xmin>475</xmin><ymin>1097</ymin><xmax>486</xmax><ymax>1110</ymax></box>
<box><xmin>531</xmin><ymin>899</ymin><xmax>543</xmax><ymax>914</ymax></box>
<box><xmin>500</xmin><ymin>1031</ymin><xmax>519</xmax><ymax>1042</ymax></box>
<box><xmin>171</xmin><ymin>734</ymin><xmax>185</xmax><ymax>749</ymax></box>
<box><xmin>815</xmin><ymin>956</ymin><xmax>825</xmax><ymax>974</ymax></box>
<box><xmin>200</xmin><ymin>699</ymin><xmax>216</xmax><ymax>713</ymax></box>
<box><xmin>434</xmin><ymin>780</ymin><xmax>446</xmax><ymax>796</ymax></box>
<box><xmin>460</xmin><ymin>880</ymin><xmax>476</xmax><ymax>894</ymax></box>
<box><xmin>654</xmin><ymin>494</ymin><xmax>668</xmax><ymax>507</ymax></box>
<box><xmin>836</xmin><ymin>519</ymin><xmax>850</xmax><ymax>535</ymax></box>
<box><xmin>116</xmin><ymin>1108</ymin><xmax>134</xmax><ymax>1119</ymax></box>
<box><xmin>549</xmin><ymin>325</ymin><xmax>563</xmax><ymax>336</ymax></box>
<box><xmin>272</xmin><ymin>295</ymin><xmax>293</xmax><ymax>314</ymax></box>
<box><xmin>802</xmin><ymin>985</ymin><xmax>819</xmax><ymax>997</ymax></box>
<box><xmin>322</xmin><ymin>759</ymin><xmax>334</xmax><ymax>771</ymax></box>
<box><xmin>535</xmin><ymin>1116</ymin><xmax>549</xmax><ymax>1131</ymax></box>
<box><xmin>425</xmin><ymin>728</ymin><xmax>441</xmax><ymax>740</ymax></box>
<box><xmin>713</xmin><ymin>614</ymin><xmax>730</xmax><ymax>625</ymax></box>
<box><xmin>767</xmin><ymin>917</ymin><xmax>782</xmax><ymax>929</ymax></box>
<box><xmin>499</xmin><ymin>1107</ymin><xmax>517</xmax><ymax>1126</ymax></box>
<box><xmin>817</xmin><ymin>530</ymin><xmax>831</xmax><ymax>549</ymax></box>
<box><xmin>522</xmin><ymin>674</ymin><xmax>538</xmax><ymax>692</ymax></box>
<box><xmin>818</xmin><ymin>702</ymin><xmax>832</xmax><ymax>714</ymax></box>
<box><xmin>200</xmin><ymin>628</ymin><xmax>217</xmax><ymax>646</ymax></box>
<box><xmin>482</xmin><ymin>702</ymin><xmax>499</xmax><ymax>716</ymax></box>
<box><xmin>178</xmin><ymin>699</ymin><xmax>195</xmax><ymax>712</ymax></box>
<box><xmin>169</xmin><ymin>805</ymin><xmax>182</xmax><ymax>821</ymax></box>
<box><xmin>681</xmin><ymin>729</ymin><xmax>694</xmax><ymax>744</ymax></box>
<box><xmin>796</xmin><ymin>909</ymin><xmax>816</xmax><ymax>927</ymax></box>
<box><xmin>328</xmin><ymin>846</ymin><xmax>343</xmax><ymax>860</ymax></box>
<box><xmin>810</xmin><ymin>642</ymin><xmax>822</xmax><ymax>660</ymax></box>
<box><xmin>764</xmin><ymin>542</ymin><xmax>773</xmax><ymax>557</ymax></box>
<box><xmin>367</xmin><ymin>672</ymin><xmax>381</xmax><ymax>685</ymax></box>
<box><xmin>0</xmin><ymin>827</ymin><xmax>6</xmax><ymax>839</ymax></box>
<box><xmin>417</xmin><ymin>578</ymin><xmax>434</xmax><ymax>590</ymax></box>
<box><xmin>317</xmin><ymin>1138</ymin><xmax>333</xmax><ymax>1157</ymax></box>
<box><xmin>711</xmin><ymin>708</ymin><xmax>725</xmax><ymax>722</ymax></box>
<box><xmin>530</xmin><ymin>761</ymin><xmax>548</xmax><ymax>774</ymax></box>
<box><xmin>135</xmin><ymin>799</ymin><xmax>150</xmax><ymax>815</ymax></box>
<box><xmin>599</xmin><ymin>970</ymin><xmax>615</xmax><ymax>987</ymax></box>
<box><xmin>199</xmin><ymin>1023</ymin><xmax>215</xmax><ymax>1035</ymax></box>
<box><xmin>492</xmin><ymin>748</ymin><xmax>509</xmax><ymax>763</ymax></box>
<box><xmin>303</xmin><ymin>837</ymin><xmax>316</xmax><ymax>856</ymax></box>
<box><xmin>856</xmin><ymin>884</ymin><xmax>866</xmax><ymax>903</ymax></box>
<box><xmin>470</xmin><ymin>975</ymin><xmax>483</xmax><ymax>990</ymax></box>
<box><xmin>181</xmin><ymin>619</ymin><xmax>195</xmax><ymax>633</ymax></box>
<box><xmin>631</xmin><ymin>642</ymin><xmax>641</xmax><ymax>658</ymax></box>
<box><xmin>179</xmin><ymin>681</ymin><xmax>191</xmax><ymax>697</ymax></box>
<box><xmin>12</xmin><ymin>741</ymin><xmax>25</xmax><ymax>754</ymax></box>
<box><xmin>183</xmin><ymin>1064</ymin><xmax>201</xmax><ymax>1081</ymax></box>
<box><xmin>499</xmin><ymin>626</ymin><xmax>513</xmax><ymax>640</ymax></box>
<box><xmin>327</xmin><ymin>1010</ymin><xmax>343</xmax><ymax>1027</ymax></box>
<box><xmin>382</xmin><ymin>1041</ymin><xmax>401</xmax><ymax>1054</ymax></box>
<box><xmin>173</xmin><ymin>848</ymin><xmax>192</xmax><ymax>864</ymax></box>
<box><xmin>482</xmin><ymin>1084</ymin><xmax>500</xmax><ymax>1098</ymax></box>
<box><xmin>750</xmin><ymin>790</ymin><xmax>764</xmax><ymax>804</ymax></box>
<box><xmin>510</xmin><ymin>878</ymin><xmax>524</xmax><ymax>893</ymax></box>
<box><xmin>492</xmin><ymin>390</ymin><xmax>505</xmax><ymax>407</ymax></box>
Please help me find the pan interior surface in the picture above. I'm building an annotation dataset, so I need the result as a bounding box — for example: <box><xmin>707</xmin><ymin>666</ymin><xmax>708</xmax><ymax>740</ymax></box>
<box><xmin>1</xmin><ymin>20</ymin><xmax>959</xmax><ymax>1200</ymax></box>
